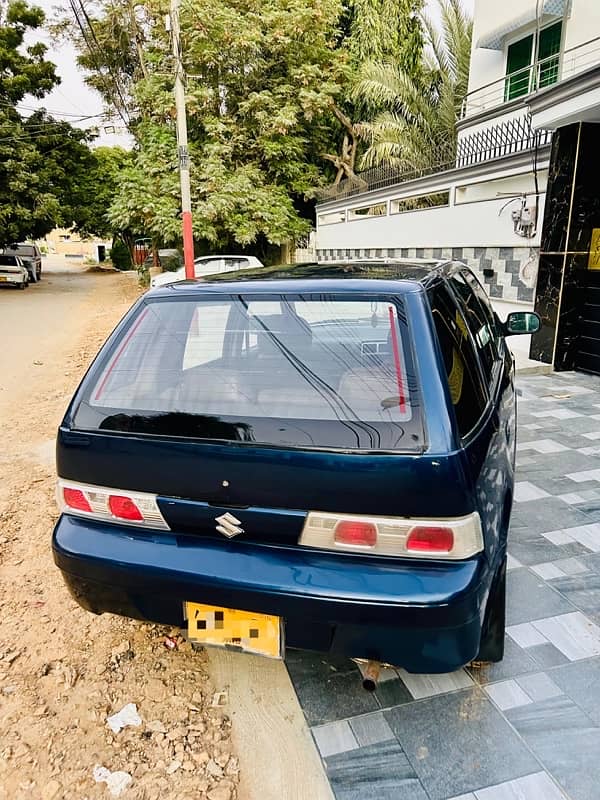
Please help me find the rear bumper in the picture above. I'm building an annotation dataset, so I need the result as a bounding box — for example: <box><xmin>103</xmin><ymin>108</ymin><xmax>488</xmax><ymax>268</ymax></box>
<box><xmin>53</xmin><ymin>514</ymin><xmax>491</xmax><ymax>672</ymax></box>
<box><xmin>0</xmin><ymin>270</ymin><xmax>26</xmax><ymax>284</ymax></box>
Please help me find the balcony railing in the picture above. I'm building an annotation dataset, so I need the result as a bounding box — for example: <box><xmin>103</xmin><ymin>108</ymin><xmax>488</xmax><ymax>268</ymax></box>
<box><xmin>462</xmin><ymin>35</ymin><xmax>600</xmax><ymax>119</ymax></box>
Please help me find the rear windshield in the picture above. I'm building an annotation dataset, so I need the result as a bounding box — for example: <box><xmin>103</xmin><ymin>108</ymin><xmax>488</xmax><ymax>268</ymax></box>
<box><xmin>0</xmin><ymin>255</ymin><xmax>19</xmax><ymax>266</ymax></box>
<box><xmin>73</xmin><ymin>294</ymin><xmax>424</xmax><ymax>451</ymax></box>
<box><xmin>5</xmin><ymin>246</ymin><xmax>34</xmax><ymax>256</ymax></box>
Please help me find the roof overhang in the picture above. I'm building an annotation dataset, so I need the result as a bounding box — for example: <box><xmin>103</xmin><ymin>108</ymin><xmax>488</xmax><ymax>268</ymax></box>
<box><xmin>477</xmin><ymin>0</ymin><xmax>568</xmax><ymax>50</ymax></box>
<box><xmin>529</xmin><ymin>64</ymin><xmax>600</xmax><ymax>129</ymax></box>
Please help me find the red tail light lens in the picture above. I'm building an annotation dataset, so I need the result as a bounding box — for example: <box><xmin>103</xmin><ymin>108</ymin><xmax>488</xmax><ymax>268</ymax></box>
<box><xmin>108</xmin><ymin>495</ymin><xmax>144</xmax><ymax>521</ymax></box>
<box><xmin>406</xmin><ymin>526</ymin><xmax>454</xmax><ymax>553</ymax></box>
<box><xmin>334</xmin><ymin>520</ymin><xmax>377</xmax><ymax>547</ymax></box>
<box><xmin>63</xmin><ymin>487</ymin><xmax>92</xmax><ymax>513</ymax></box>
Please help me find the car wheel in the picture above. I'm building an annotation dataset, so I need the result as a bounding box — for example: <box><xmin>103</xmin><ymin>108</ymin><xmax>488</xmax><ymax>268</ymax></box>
<box><xmin>475</xmin><ymin>556</ymin><xmax>506</xmax><ymax>663</ymax></box>
<box><xmin>17</xmin><ymin>281</ymin><xmax>27</xmax><ymax>290</ymax></box>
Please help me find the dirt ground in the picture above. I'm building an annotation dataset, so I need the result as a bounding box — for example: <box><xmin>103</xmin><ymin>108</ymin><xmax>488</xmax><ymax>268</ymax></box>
<box><xmin>0</xmin><ymin>264</ymin><xmax>239</xmax><ymax>800</ymax></box>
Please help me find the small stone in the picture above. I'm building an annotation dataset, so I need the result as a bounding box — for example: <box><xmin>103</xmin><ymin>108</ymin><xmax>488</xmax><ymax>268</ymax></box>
<box><xmin>166</xmin><ymin>760</ymin><xmax>181</xmax><ymax>775</ymax></box>
<box><xmin>214</xmin><ymin>752</ymin><xmax>229</xmax><ymax>767</ymax></box>
<box><xmin>2</xmin><ymin>686</ymin><xmax>16</xmax><ymax>695</ymax></box>
<box><xmin>225</xmin><ymin>756</ymin><xmax>239</xmax><ymax>776</ymax></box>
<box><xmin>166</xmin><ymin>726</ymin><xmax>186</xmax><ymax>741</ymax></box>
<box><xmin>95</xmin><ymin>664</ymin><xmax>106</xmax><ymax>675</ymax></box>
<box><xmin>146</xmin><ymin>720</ymin><xmax>167</xmax><ymax>733</ymax></box>
<box><xmin>207</xmin><ymin>788</ymin><xmax>231</xmax><ymax>800</ymax></box>
<box><xmin>205</xmin><ymin>759</ymin><xmax>223</xmax><ymax>778</ymax></box>
<box><xmin>41</xmin><ymin>779</ymin><xmax>61</xmax><ymax>800</ymax></box>
<box><xmin>182</xmin><ymin>760</ymin><xmax>195</xmax><ymax>772</ymax></box>
<box><xmin>145</xmin><ymin>678</ymin><xmax>167</xmax><ymax>702</ymax></box>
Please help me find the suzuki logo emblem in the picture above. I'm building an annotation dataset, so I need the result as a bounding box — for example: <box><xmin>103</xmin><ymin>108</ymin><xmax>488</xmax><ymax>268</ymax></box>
<box><xmin>215</xmin><ymin>512</ymin><xmax>244</xmax><ymax>538</ymax></box>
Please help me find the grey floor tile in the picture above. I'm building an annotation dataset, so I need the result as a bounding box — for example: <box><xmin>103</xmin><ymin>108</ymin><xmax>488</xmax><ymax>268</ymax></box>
<box><xmin>515</xmin><ymin>672</ymin><xmax>563</xmax><ymax>702</ymax></box>
<box><xmin>349</xmin><ymin>711</ymin><xmax>395</xmax><ymax>747</ymax></box>
<box><xmin>551</xmin><ymin>573</ymin><xmax>600</xmax><ymax>623</ymax></box>
<box><xmin>484</xmin><ymin>679</ymin><xmax>532</xmax><ymax>711</ymax></box>
<box><xmin>396</xmin><ymin>669</ymin><xmax>474</xmax><ymax>700</ymax></box>
<box><xmin>386</xmin><ymin>689</ymin><xmax>538</xmax><ymax>800</ymax></box>
<box><xmin>313</xmin><ymin>720</ymin><xmax>359</xmax><ymax>758</ymax></box>
<box><xmin>507</xmin><ymin>695</ymin><xmax>600</xmax><ymax>800</ymax></box>
<box><xmin>373</xmin><ymin>677</ymin><xmax>413</xmax><ymax>709</ymax></box>
<box><xmin>508</xmin><ymin>533</ymin><xmax>588</xmax><ymax>567</ymax></box>
<box><xmin>285</xmin><ymin>649</ymin><xmax>357</xmax><ymax>680</ymax></box>
<box><xmin>511</xmin><ymin>498</ymin><xmax>594</xmax><ymax>535</ymax></box>
<box><xmin>326</xmin><ymin>739</ymin><xmax>430</xmax><ymax>800</ymax></box>
<box><xmin>288</xmin><ymin>668</ymin><xmax>379</xmax><ymax>726</ymax></box>
<box><xmin>506</xmin><ymin>569</ymin><xmax>575</xmax><ymax>625</ymax></box>
<box><xmin>527</xmin><ymin>642</ymin><xmax>571</xmax><ymax>669</ymax></box>
<box><xmin>532</xmin><ymin>612</ymin><xmax>600</xmax><ymax>660</ymax></box>
<box><xmin>474</xmin><ymin>771</ymin><xmax>568</xmax><ymax>799</ymax></box>
<box><xmin>467</xmin><ymin>637</ymin><xmax>539</xmax><ymax>684</ymax></box>
<box><xmin>551</xmin><ymin>657</ymin><xmax>600</xmax><ymax>725</ymax></box>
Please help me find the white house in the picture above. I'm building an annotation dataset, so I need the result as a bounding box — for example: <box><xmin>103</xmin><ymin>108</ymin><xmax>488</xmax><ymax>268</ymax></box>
<box><xmin>315</xmin><ymin>0</ymin><xmax>600</xmax><ymax>320</ymax></box>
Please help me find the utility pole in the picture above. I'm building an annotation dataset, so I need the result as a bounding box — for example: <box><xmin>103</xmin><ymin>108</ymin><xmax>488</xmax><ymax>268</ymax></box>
<box><xmin>170</xmin><ymin>0</ymin><xmax>195</xmax><ymax>278</ymax></box>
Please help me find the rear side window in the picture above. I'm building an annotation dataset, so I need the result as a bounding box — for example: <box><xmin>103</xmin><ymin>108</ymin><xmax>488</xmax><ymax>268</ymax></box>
<box><xmin>448</xmin><ymin>271</ymin><xmax>499</xmax><ymax>383</ymax></box>
<box><xmin>428</xmin><ymin>284</ymin><xmax>487</xmax><ymax>438</ymax></box>
<box><xmin>74</xmin><ymin>294</ymin><xmax>424</xmax><ymax>451</ymax></box>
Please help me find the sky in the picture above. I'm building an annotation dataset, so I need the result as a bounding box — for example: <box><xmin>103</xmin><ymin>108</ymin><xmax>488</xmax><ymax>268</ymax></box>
<box><xmin>25</xmin><ymin>0</ymin><xmax>476</xmax><ymax>147</ymax></box>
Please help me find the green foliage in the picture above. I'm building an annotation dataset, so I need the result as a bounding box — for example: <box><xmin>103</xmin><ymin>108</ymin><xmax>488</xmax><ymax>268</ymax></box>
<box><xmin>72</xmin><ymin>146</ymin><xmax>133</xmax><ymax>238</ymax></box>
<box><xmin>109</xmin><ymin>238</ymin><xmax>133</xmax><ymax>270</ymax></box>
<box><xmin>355</xmin><ymin>0</ymin><xmax>472</xmax><ymax>171</ymax></box>
<box><xmin>64</xmin><ymin>0</ymin><xmax>346</xmax><ymax>249</ymax></box>
<box><xmin>0</xmin><ymin>1</ymin><xmax>123</xmax><ymax>246</ymax></box>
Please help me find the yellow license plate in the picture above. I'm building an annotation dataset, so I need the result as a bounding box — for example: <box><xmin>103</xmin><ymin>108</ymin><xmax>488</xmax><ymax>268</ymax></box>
<box><xmin>185</xmin><ymin>602</ymin><xmax>283</xmax><ymax>659</ymax></box>
<box><xmin>0</xmin><ymin>276</ymin><xmax>6</xmax><ymax>282</ymax></box>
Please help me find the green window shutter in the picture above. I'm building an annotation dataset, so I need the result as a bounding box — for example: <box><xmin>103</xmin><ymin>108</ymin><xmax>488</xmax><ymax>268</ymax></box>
<box><xmin>538</xmin><ymin>21</ymin><xmax>562</xmax><ymax>88</ymax></box>
<box><xmin>505</xmin><ymin>35</ymin><xmax>533</xmax><ymax>101</ymax></box>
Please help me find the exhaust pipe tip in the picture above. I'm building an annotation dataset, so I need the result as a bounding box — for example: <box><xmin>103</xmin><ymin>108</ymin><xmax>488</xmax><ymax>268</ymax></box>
<box><xmin>361</xmin><ymin>660</ymin><xmax>381</xmax><ymax>692</ymax></box>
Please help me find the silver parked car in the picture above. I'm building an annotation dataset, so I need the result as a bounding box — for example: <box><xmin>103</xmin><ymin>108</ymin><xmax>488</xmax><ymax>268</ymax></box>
<box><xmin>2</xmin><ymin>243</ymin><xmax>42</xmax><ymax>283</ymax></box>
<box><xmin>150</xmin><ymin>255</ymin><xmax>263</xmax><ymax>288</ymax></box>
<box><xmin>0</xmin><ymin>254</ymin><xmax>29</xmax><ymax>289</ymax></box>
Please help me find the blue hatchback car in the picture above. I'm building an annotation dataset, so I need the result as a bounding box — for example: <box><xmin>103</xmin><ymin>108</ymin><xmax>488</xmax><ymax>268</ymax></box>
<box><xmin>52</xmin><ymin>260</ymin><xmax>539</xmax><ymax>673</ymax></box>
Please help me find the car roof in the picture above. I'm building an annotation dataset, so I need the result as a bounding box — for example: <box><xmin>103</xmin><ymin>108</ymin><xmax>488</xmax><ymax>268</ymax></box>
<box><xmin>147</xmin><ymin>259</ymin><xmax>454</xmax><ymax>298</ymax></box>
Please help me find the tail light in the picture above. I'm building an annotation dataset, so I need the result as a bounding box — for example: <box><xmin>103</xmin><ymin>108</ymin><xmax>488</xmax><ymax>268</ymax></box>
<box><xmin>299</xmin><ymin>511</ymin><xmax>482</xmax><ymax>559</ymax></box>
<box><xmin>335</xmin><ymin>520</ymin><xmax>377</xmax><ymax>548</ymax></box>
<box><xmin>57</xmin><ymin>480</ymin><xmax>169</xmax><ymax>530</ymax></box>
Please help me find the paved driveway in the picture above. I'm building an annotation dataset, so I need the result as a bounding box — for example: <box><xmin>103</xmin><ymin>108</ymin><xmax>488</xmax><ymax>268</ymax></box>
<box><xmin>286</xmin><ymin>372</ymin><xmax>600</xmax><ymax>800</ymax></box>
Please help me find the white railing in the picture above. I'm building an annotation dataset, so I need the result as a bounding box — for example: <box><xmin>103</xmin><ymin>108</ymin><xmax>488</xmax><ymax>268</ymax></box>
<box><xmin>462</xmin><ymin>36</ymin><xmax>600</xmax><ymax>119</ymax></box>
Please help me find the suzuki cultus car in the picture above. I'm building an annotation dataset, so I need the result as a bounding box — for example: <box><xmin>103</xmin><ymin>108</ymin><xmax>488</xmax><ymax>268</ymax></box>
<box><xmin>53</xmin><ymin>261</ymin><xmax>539</xmax><ymax>673</ymax></box>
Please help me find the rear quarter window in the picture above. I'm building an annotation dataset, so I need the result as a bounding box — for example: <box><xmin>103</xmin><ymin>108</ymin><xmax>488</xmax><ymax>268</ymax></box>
<box><xmin>428</xmin><ymin>283</ymin><xmax>487</xmax><ymax>439</ymax></box>
<box><xmin>73</xmin><ymin>294</ymin><xmax>425</xmax><ymax>452</ymax></box>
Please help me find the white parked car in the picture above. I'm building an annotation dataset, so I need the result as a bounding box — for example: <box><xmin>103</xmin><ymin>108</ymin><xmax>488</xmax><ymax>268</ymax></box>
<box><xmin>0</xmin><ymin>254</ymin><xmax>29</xmax><ymax>290</ymax></box>
<box><xmin>150</xmin><ymin>255</ymin><xmax>263</xmax><ymax>289</ymax></box>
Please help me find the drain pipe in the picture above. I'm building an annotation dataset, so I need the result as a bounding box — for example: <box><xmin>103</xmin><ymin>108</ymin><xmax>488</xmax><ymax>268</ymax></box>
<box><xmin>361</xmin><ymin>660</ymin><xmax>381</xmax><ymax>692</ymax></box>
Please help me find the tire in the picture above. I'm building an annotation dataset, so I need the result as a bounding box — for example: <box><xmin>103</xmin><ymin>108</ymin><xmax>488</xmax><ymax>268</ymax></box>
<box><xmin>28</xmin><ymin>269</ymin><xmax>38</xmax><ymax>284</ymax></box>
<box><xmin>37</xmin><ymin>269</ymin><xmax>42</xmax><ymax>281</ymax></box>
<box><xmin>476</xmin><ymin>556</ymin><xmax>506</xmax><ymax>663</ymax></box>
<box><xmin>17</xmin><ymin>281</ymin><xmax>26</xmax><ymax>290</ymax></box>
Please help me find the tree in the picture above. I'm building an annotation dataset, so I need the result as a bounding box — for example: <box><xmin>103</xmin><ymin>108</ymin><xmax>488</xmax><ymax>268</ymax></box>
<box><xmin>0</xmin><ymin>1</ymin><xmax>105</xmax><ymax>246</ymax></box>
<box><xmin>355</xmin><ymin>0</ymin><xmax>472</xmax><ymax>173</ymax></box>
<box><xmin>61</xmin><ymin>0</ymin><xmax>347</xmax><ymax>254</ymax></box>
<box><xmin>322</xmin><ymin>0</ymin><xmax>424</xmax><ymax>185</ymax></box>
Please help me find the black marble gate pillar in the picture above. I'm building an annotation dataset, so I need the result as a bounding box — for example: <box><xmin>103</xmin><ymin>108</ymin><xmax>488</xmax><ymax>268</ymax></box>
<box><xmin>530</xmin><ymin>121</ymin><xmax>600</xmax><ymax>368</ymax></box>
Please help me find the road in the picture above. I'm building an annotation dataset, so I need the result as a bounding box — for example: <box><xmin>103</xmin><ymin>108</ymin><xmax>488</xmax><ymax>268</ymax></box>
<box><xmin>0</xmin><ymin>262</ymin><xmax>240</xmax><ymax>800</ymax></box>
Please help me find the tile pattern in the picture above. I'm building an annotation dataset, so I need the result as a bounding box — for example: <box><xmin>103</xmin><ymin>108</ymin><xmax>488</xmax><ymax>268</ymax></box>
<box><xmin>286</xmin><ymin>372</ymin><xmax>600</xmax><ymax>800</ymax></box>
<box><xmin>315</xmin><ymin>246</ymin><xmax>536</xmax><ymax>303</ymax></box>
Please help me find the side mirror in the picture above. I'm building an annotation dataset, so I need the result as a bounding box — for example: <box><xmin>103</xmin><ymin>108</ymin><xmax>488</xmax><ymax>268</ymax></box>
<box><xmin>504</xmin><ymin>311</ymin><xmax>540</xmax><ymax>336</ymax></box>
